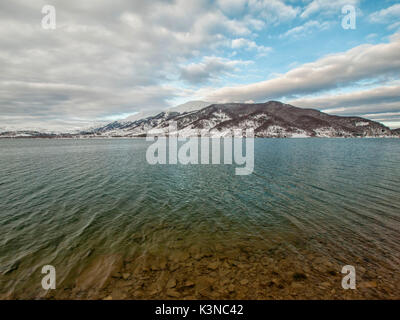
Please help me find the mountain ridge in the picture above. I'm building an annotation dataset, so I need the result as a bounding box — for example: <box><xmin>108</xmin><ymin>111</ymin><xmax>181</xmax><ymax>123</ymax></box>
<box><xmin>1</xmin><ymin>101</ymin><xmax>399</xmax><ymax>138</ymax></box>
<box><xmin>80</xmin><ymin>101</ymin><xmax>398</xmax><ymax>138</ymax></box>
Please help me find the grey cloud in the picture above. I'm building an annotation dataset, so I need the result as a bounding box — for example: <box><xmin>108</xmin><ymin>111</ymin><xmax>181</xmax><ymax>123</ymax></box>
<box><xmin>0</xmin><ymin>0</ymin><xmax>261</xmax><ymax>131</ymax></box>
<box><xmin>289</xmin><ymin>84</ymin><xmax>400</xmax><ymax>110</ymax></box>
<box><xmin>288</xmin><ymin>84</ymin><xmax>400</xmax><ymax>129</ymax></box>
<box><xmin>217</xmin><ymin>0</ymin><xmax>247</xmax><ymax>15</ymax></box>
<box><xmin>180</xmin><ymin>56</ymin><xmax>249</xmax><ymax>84</ymax></box>
<box><xmin>322</xmin><ymin>102</ymin><xmax>400</xmax><ymax>118</ymax></box>
<box><xmin>288</xmin><ymin>85</ymin><xmax>400</xmax><ymax>129</ymax></box>
<box><xmin>324</xmin><ymin>101</ymin><xmax>400</xmax><ymax>129</ymax></box>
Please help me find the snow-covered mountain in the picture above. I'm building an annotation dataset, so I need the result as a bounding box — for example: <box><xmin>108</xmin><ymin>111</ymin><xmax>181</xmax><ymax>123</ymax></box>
<box><xmin>167</xmin><ymin>100</ymin><xmax>213</xmax><ymax>114</ymax></box>
<box><xmin>1</xmin><ymin>101</ymin><xmax>399</xmax><ymax>138</ymax></box>
<box><xmin>79</xmin><ymin>101</ymin><xmax>398</xmax><ymax>138</ymax></box>
<box><xmin>116</xmin><ymin>101</ymin><xmax>212</xmax><ymax>124</ymax></box>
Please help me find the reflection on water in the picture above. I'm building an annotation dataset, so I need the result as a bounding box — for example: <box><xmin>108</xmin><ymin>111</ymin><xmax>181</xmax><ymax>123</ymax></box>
<box><xmin>0</xmin><ymin>138</ymin><xmax>399</xmax><ymax>299</ymax></box>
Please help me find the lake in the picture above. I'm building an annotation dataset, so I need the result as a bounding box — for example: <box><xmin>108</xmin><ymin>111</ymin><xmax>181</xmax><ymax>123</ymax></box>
<box><xmin>0</xmin><ymin>138</ymin><xmax>399</xmax><ymax>299</ymax></box>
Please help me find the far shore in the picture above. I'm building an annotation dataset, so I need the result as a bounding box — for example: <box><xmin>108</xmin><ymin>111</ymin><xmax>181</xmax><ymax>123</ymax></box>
<box><xmin>0</xmin><ymin>135</ymin><xmax>399</xmax><ymax>140</ymax></box>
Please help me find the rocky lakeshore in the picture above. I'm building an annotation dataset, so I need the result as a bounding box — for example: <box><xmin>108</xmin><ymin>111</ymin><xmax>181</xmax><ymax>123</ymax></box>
<box><xmin>8</xmin><ymin>242</ymin><xmax>397</xmax><ymax>300</ymax></box>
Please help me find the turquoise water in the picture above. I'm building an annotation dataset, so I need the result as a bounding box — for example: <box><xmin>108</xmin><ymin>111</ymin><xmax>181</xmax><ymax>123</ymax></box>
<box><xmin>0</xmin><ymin>138</ymin><xmax>400</xmax><ymax>299</ymax></box>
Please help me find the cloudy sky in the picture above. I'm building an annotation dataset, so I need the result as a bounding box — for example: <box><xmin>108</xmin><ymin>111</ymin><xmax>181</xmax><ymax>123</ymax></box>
<box><xmin>1</xmin><ymin>0</ymin><xmax>400</xmax><ymax>132</ymax></box>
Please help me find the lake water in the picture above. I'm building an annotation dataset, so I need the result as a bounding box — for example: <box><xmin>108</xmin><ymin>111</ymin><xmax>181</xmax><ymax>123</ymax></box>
<box><xmin>0</xmin><ymin>138</ymin><xmax>399</xmax><ymax>299</ymax></box>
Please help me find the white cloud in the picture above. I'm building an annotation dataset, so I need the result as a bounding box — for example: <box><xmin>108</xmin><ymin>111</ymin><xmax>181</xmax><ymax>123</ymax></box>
<box><xmin>388</xmin><ymin>21</ymin><xmax>400</xmax><ymax>31</ymax></box>
<box><xmin>280</xmin><ymin>20</ymin><xmax>330</xmax><ymax>38</ymax></box>
<box><xmin>248</xmin><ymin>0</ymin><xmax>300</xmax><ymax>24</ymax></box>
<box><xmin>301</xmin><ymin>0</ymin><xmax>359</xmax><ymax>19</ymax></box>
<box><xmin>231</xmin><ymin>38</ymin><xmax>272</xmax><ymax>56</ymax></box>
<box><xmin>200</xmin><ymin>35</ymin><xmax>400</xmax><ymax>103</ymax></box>
<box><xmin>366</xmin><ymin>33</ymin><xmax>378</xmax><ymax>40</ymax></box>
<box><xmin>369</xmin><ymin>4</ymin><xmax>400</xmax><ymax>23</ymax></box>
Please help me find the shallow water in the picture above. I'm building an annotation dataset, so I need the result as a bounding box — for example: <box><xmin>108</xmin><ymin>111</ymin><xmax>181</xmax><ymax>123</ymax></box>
<box><xmin>0</xmin><ymin>138</ymin><xmax>399</xmax><ymax>299</ymax></box>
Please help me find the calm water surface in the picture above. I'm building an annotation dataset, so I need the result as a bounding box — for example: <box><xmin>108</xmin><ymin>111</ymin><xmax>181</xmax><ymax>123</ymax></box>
<box><xmin>0</xmin><ymin>138</ymin><xmax>399</xmax><ymax>299</ymax></box>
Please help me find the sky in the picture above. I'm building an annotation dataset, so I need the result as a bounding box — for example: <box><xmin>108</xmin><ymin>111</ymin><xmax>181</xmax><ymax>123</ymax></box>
<box><xmin>1</xmin><ymin>0</ymin><xmax>400</xmax><ymax>132</ymax></box>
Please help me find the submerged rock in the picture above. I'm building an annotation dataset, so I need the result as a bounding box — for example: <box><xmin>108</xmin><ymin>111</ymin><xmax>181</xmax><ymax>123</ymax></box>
<box><xmin>208</xmin><ymin>261</ymin><xmax>219</xmax><ymax>270</ymax></box>
<box><xmin>166</xmin><ymin>278</ymin><xmax>177</xmax><ymax>289</ymax></box>
<box><xmin>292</xmin><ymin>272</ymin><xmax>307</xmax><ymax>281</ymax></box>
<box><xmin>359</xmin><ymin>281</ymin><xmax>377</xmax><ymax>288</ymax></box>
<box><xmin>166</xmin><ymin>289</ymin><xmax>181</xmax><ymax>298</ymax></box>
<box><xmin>122</xmin><ymin>273</ymin><xmax>131</xmax><ymax>280</ymax></box>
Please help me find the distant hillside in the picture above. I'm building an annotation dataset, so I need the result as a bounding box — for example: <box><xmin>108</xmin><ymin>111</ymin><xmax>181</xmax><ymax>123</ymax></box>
<box><xmin>0</xmin><ymin>130</ymin><xmax>74</xmax><ymax>138</ymax></box>
<box><xmin>81</xmin><ymin>101</ymin><xmax>396</xmax><ymax>138</ymax></box>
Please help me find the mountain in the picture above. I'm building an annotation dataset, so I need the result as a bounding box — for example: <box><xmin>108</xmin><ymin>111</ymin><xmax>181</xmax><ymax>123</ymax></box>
<box><xmin>116</xmin><ymin>101</ymin><xmax>212</xmax><ymax>124</ymax></box>
<box><xmin>167</xmin><ymin>100</ymin><xmax>213</xmax><ymax>114</ymax></box>
<box><xmin>80</xmin><ymin>101</ymin><xmax>396</xmax><ymax>138</ymax></box>
<box><xmin>80</xmin><ymin>101</ymin><xmax>213</xmax><ymax>136</ymax></box>
<box><xmin>2</xmin><ymin>101</ymin><xmax>398</xmax><ymax>138</ymax></box>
